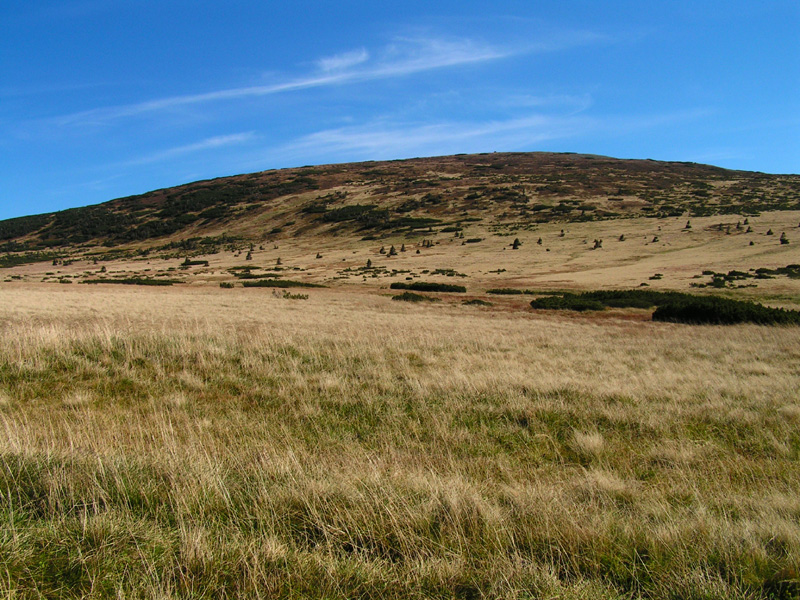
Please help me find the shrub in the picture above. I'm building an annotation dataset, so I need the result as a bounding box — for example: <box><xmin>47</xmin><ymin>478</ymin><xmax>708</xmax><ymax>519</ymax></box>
<box><xmin>463</xmin><ymin>299</ymin><xmax>492</xmax><ymax>306</ymax></box>
<box><xmin>181</xmin><ymin>258</ymin><xmax>209</xmax><ymax>268</ymax></box>
<box><xmin>530</xmin><ymin>295</ymin><xmax>605</xmax><ymax>311</ymax></box>
<box><xmin>652</xmin><ymin>296</ymin><xmax>800</xmax><ymax>325</ymax></box>
<box><xmin>529</xmin><ymin>289</ymin><xmax>800</xmax><ymax>325</ymax></box>
<box><xmin>392</xmin><ymin>292</ymin><xmax>440</xmax><ymax>302</ymax></box>
<box><xmin>282</xmin><ymin>291</ymin><xmax>308</xmax><ymax>300</ymax></box>
<box><xmin>242</xmin><ymin>279</ymin><xmax>325</xmax><ymax>289</ymax></box>
<box><xmin>487</xmin><ymin>288</ymin><xmax>524</xmax><ymax>295</ymax></box>
<box><xmin>219</xmin><ymin>282</ymin><xmax>235</xmax><ymax>289</ymax></box>
<box><xmin>390</xmin><ymin>282</ymin><xmax>466</xmax><ymax>293</ymax></box>
<box><xmin>82</xmin><ymin>277</ymin><xmax>179</xmax><ymax>286</ymax></box>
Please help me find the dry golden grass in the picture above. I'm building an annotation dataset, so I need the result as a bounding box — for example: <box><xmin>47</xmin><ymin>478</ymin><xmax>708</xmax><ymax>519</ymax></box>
<box><xmin>7</xmin><ymin>211</ymin><xmax>800</xmax><ymax>308</ymax></box>
<box><xmin>1</xmin><ymin>285</ymin><xmax>799</xmax><ymax>598</ymax></box>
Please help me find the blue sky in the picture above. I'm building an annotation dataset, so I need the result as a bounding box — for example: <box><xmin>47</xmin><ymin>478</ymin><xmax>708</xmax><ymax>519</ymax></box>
<box><xmin>1</xmin><ymin>0</ymin><xmax>798</xmax><ymax>220</ymax></box>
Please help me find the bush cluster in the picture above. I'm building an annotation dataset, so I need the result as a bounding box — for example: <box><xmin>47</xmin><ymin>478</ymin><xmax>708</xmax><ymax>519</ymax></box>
<box><xmin>390</xmin><ymin>281</ymin><xmax>466</xmax><ymax>293</ymax></box>
<box><xmin>391</xmin><ymin>292</ymin><xmax>440</xmax><ymax>302</ymax></box>
<box><xmin>82</xmin><ymin>277</ymin><xmax>179</xmax><ymax>286</ymax></box>
<box><xmin>529</xmin><ymin>289</ymin><xmax>800</xmax><ymax>325</ymax></box>
<box><xmin>241</xmin><ymin>279</ymin><xmax>325</xmax><ymax>289</ymax></box>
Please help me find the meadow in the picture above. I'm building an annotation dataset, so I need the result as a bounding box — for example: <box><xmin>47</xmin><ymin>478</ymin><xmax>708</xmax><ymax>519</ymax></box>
<box><xmin>1</xmin><ymin>284</ymin><xmax>799</xmax><ymax>599</ymax></box>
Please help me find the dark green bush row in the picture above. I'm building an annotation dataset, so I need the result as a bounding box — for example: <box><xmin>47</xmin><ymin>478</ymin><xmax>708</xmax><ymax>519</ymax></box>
<box><xmin>234</xmin><ymin>273</ymin><xmax>284</xmax><ymax>280</ymax></box>
<box><xmin>390</xmin><ymin>281</ymin><xmax>466</xmax><ymax>293</ymax></box>
<box><xmin>392</xmin><ymin>292</ymin><xmax>440</xmax><ymax>302</ymax></box>
<box><xmin>82</xmin><ymin>278</ymin><xmax>179</xmax><ymax>286</ymax></box>
<box><xmin>529</xmin><ymin>295</ymin><xmax>606</xmax><ymax>312</ymax></box>
<box><xmin>463</xmin><ymin>299</ymin><xmax>492</xmax><ymax>306</ymax></box>
<box><xmin>241</xmin><ymin>279</ymin><xmax>325</xmax><ymax>289</ymax></box>
<box><xmin>529</xmin><ymin>289</ymin><xmax>800</xmax><ymax>325</ymax></box>
<box><xmin>487</xmin><ymin>288</ymin><xmax>539</xmax><ymax>295</ymax></box>
<box><xmin>652</xmin><ymin>296</ymin><xmax>800</xmax><ymax>325</ymax></box>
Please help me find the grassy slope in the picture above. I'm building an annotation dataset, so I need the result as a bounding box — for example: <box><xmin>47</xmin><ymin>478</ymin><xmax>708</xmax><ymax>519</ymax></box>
<box><xmin>2</xmin><ymin>153</ymin><xmax>800</xmax><ymax>598</ymax></box>
<box><xmin>1</xmin><ymin>286</ymin><xmax>799</xmax><ymax>599</ymax></box>
<box><xmin>2</xmin><ymin>152</ymin><xmax>799</xmax><ymax>250</ymax></box>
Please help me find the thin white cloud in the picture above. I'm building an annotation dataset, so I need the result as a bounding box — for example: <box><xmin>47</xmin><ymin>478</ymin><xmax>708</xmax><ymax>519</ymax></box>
<box><xmin>264</xmin><ymin>109</ymin><xmax>708</xmax><ymax>166</ymax></box>
<box><xmin>123</xmin><ymin>132</ymin><xmax>256</xmax><ymax>166</ymax></box>
<box><xmin>317</xmin><ymin>48</ymin><xmax>370</xmax><ymax>72</ymax></box>
<box><xmin>52</xmin><ymin>35</ymin><xmax>573</xmax><ymax>126</ymax></box>
<box><xmin>267</xmin><ymin>115</ymin><xmax>591</xmax><ymax>165</ymax></box>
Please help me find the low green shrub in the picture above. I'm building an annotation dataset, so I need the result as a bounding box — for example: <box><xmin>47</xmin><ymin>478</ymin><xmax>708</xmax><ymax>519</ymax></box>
<box><xmin>82</xmin><ymin>277</ymin><xmax>179</xmax><ymax>286</ymax></box>
<box><xmin>530</xmin><ymin>295</ymin><xmax>605</xmax><ymax>311</ymax></box>
<box><xmin>652</xmin><ymin>296</ymin><xmax>800</xmax><ymax>325</ymax></box>
<box><xmin>529</xmin><ymin>289</ymin><xmax>800</xmax><ymax>325</ymax></box>
<box><xmin>181</xmin><ymin>259</ymin><xmax>209</xmax><ymax>268</ymax></box>
<box><xmin>242</xmin><ymin>279</ymin><xmax>325</xmax><ymax>289</ymax></box>
<box><xmin>392</xmin><ymin>292</ymin><xmax>440</xmax><ymax>302</ymax></box>
<box><xmin>463</xmin><ymin>299</ymin><xmax>492</xmax><ymax>306</ymax></box>
<box><xmin>390</xmin><ymin>282</ymin><xmax>466</xmax><ymax>293</ymax></box>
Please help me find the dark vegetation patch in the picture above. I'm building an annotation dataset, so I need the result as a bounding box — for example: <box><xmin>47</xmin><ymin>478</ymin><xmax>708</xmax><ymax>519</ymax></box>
<box><xmin>180</xmin><ymin>259</ymin><xmax>209</xmax><ymax>268</ymax></box>
<box><xmin>391</xmin><ymin>292</ymin><xmax>440</xmax><ymax>302</ymax></box>
<box><xmin>463</xmin><ymin>299</ymin><xmax>493</xmax><ymax>306</ymax></box>
<box><xmin>82</xmin><ymin>278</ymin><xmax>180</xmax><ymax>286</ymax></box>
<box><xmin>487</xmin><ymin>288</ymin><xmax>535</xmax><ymax>295</ymax></box>
<box><xmin>241</xmin><ymin>279</ymin><xmax>325</xmax><ymax>289</ymax></box>
<box><xmin>390</xmin><ymin>281</ymin><xmax>467</xmax><ymax>293</ymax></box>
<box><xmin>530</xmin><ymin>289</ymin><xmax>800</xmax><ymax>325</ymax></box>
<box><xmin>0</xmin><ymin>213</ymin><xmax>52</xmax><ymax>241</ymax></box>
<box><xmin>431</xmin><ymin>268</ymin><xmax>467</xmax><ymax>277</ymax></box>
<box><xmin>693</xmin><ymin>264</ymin><xmax>800</xmax><ymax>288</ymax></box>
<box><xmin>0</xmin><ymin>251</ymin><xmax>66</xmax><ymax>269</ymax></box>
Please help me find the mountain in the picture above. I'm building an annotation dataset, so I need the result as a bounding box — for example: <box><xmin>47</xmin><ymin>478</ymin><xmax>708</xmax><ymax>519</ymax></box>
<box><xmin>3</xmin><ymin>152</ymin><xmax>799</xmax><ymax>251</ymax></box>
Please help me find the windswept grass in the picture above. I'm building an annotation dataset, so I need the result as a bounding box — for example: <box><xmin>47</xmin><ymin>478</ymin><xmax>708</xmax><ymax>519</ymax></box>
<box><xmin>0</xmin><ymin>287</ymin><xmax>799</xmax><ymax>598</ymax></box>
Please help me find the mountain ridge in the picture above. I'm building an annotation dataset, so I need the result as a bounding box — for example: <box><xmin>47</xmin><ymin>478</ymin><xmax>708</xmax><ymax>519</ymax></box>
<box><xmin>3</xmin><ymin>152</ymin><xmax>799</xmax><ymax>252</ymax></box>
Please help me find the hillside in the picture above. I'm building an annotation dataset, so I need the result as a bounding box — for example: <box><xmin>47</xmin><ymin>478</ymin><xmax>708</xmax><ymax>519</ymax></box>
<box><xmin>3</xmin><ymin>152</ymin><xmax>799</xmax><ymax>249</ymax></box>
<box><xmin>2</xmin><ymin>152</ymin><xmax>799</xmax><ymax>307</ymax></box>
<box><xmin>3</xmin><ymin>155</ymin><xmax>800</xmax><ymax>598</ymax></box>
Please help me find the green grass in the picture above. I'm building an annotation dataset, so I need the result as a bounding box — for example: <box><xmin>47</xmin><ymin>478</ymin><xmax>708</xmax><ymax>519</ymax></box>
<box><xmin>1</xmin><ymin>300</ymin><xmax>799</xmax><ymax>598</ymax></box>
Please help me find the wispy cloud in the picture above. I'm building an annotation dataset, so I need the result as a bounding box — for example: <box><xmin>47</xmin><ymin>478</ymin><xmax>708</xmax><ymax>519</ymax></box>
<box><xmin>317</xmin><ymin>48</ymin><xmax>370</xmax><ymax>72</ymax></box>
<box><xmin>267</xmin><ymin>115</ymin><xmax>592</xmax><ymax>165</ymax></box>
<box><xmin>122</xmin><ymin>132</ymin><xmax>256</xmax><ymax>166</ymax></box>
<box><xmin>263</xmin><ymin>109</ymin><xmax>708</xmax><ymax>167</ymax></box>
<box><xmin>52</xmin><ymin>36</ymin><xmax>553</xmax><ymax>126</ymax></box>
